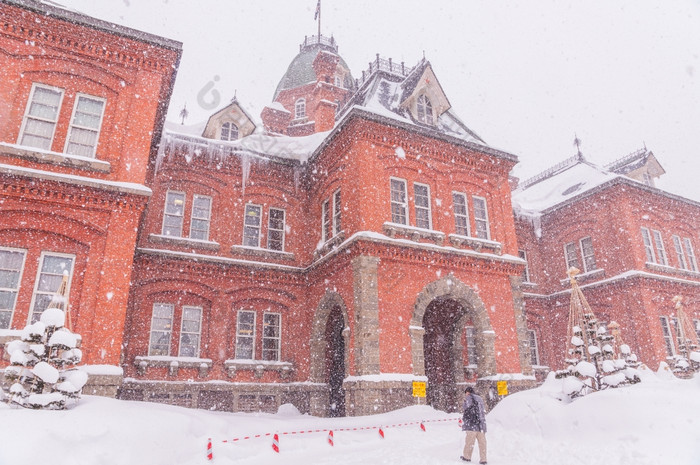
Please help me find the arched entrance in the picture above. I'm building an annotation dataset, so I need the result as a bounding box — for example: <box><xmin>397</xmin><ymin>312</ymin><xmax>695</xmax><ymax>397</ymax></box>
<box><xmin>325</xmin><ymin>305</ymin><xmax>345</xmax><ymax>417</ymax></box>
<box><xmin>309</xmin><ymin>291</ymin><xmax>350</xmax><ymax>417</ymax></box>
<box><xmin>411</xmin><ymin>274</ymin><xmax>497</xmax><ymax>412</ymax></box>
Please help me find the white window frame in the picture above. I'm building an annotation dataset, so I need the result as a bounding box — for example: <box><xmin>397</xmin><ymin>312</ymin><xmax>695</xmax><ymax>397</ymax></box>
<box><xmin>294</xmin><ymin>98</ymin><xmax>306</xmax><ymax>119</ymax></box>
<box><xmin>333</xmin><ymin>189</ymin><xmax>342</xmax><ymax>236</ymax></box>
<box><xmin>413</xmin><ymin>182</ymin><xmax>432</xmax><ymax>229</ymax></box>
<box><xmin>64</xmin><ymin>93</ymin><xmax>106</xmax><ymax>158</ymax></box>
<box><xmin>267</xmin><ymin>207</ymin><xmax>286</xmax><ymax>251</ymax></box>
<box><xmin>28</xmin><ymin>251</ymin><xmax>75</xmax><ymax>324</ymax></box>
<box><xmin>671</xmin><ymin>235</ymin><xmax>687</xmax><ymax>270</ymax></box>
<box><xmin>416</xmin><ymin>94</ymin><xmax>434</xmax><ymax>125</ymax></box>
<box><xmin>472</xmin><ymin>196</ymin><xmax>490</xmax><ymax>240</ymax></box>
<box><xmin>518</xmin><ymin>249</ymin><xmax>530</xmax><ymax>283</ymax></box>
<box><xmin>189</xmin><ymin>194</ymin><xmax>212</xmax><ymax>241</ymax></box>
<box><xmin>452</xmin><ymin>191</ymin><xmax>470</xmax><ymax>236</ymax></box>
<box><xmin>651</xmin><ymin>230</ymin><xmax>668</xmax><ymax>266</ymax></box>
<box><xmin>683</xmin><ymin>238</ymin><xmax>698</xmax><ymax>272</ymax></box>
<box><xmin>149</xmin><ymin>302</ymin><xmax>174</xmax><ymax>356</ymax></box>
<box><xmin>178</xmin><ymin>305</ymin><xmax>202</xmax><ymax>357</ymax></box>
<box><xmin>235</xmin><ymin>310</ymin><xmax>256</xmax><ymax>360</ymax></box>
<box><xmin>243</xmin><ymin>204</ymin><xmax>262</xmax><ymax>248</ymax></box>
<box><xmin>0</xmin><ymin>247</ymin><xmax>27</xmax><ymax>329</ymax></box>
<box><xmin>528</xmin><ymin>329</ymin><xmax>540</xmax><ymax>366</ymax></box>
<box><xmin>262</xmin><ymin>312</ymin><xmax>282</xmax><ymax>362</ymax></box>
<box><xmin>18</xmin><ymin>83</ymin><xmax>65</xmax><ymax>151</ymax></box>
<box><xmin>162</xmin><ymin>190</ymin><xmax>186</xmax><ymax>237</ymax></box>
<box><xmin>641</xmin><ymin>227</ymin><xmax>656</xmax><ymax>263</ymax></box>
<box><xmin>322</xmin><ymin>199</ymin><xmax>331</xmax><ymax>243</ymax></box>
<box><xmin>579</xmin><ymin>237</ymin><xmax>597</xmax><ymax>273</ymax></box>
<box><xmin>390</xmin><ymin>177</ymin><xmax>409</xmax><ymax>225</ymax></box>
<box><xmin>564</xmin><ymin>241</ymin><xmax>581</xmax><ymax>271</ymax></box>
<box><xmin>220</xmin><ymin>121</ymin><xmax>238</xmax><ymax>141</ymax></box>
<box><xmin>659</xmin><ymin>316</ymin><xmax>675</xmax><ymax>357</ymax></box>
<box><xmin>465</xmin><ymin>326</ymin><xmax>477</xmax><ymax>366</ymax></box>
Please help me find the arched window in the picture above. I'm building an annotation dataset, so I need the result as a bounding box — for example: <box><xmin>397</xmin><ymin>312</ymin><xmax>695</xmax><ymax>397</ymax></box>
<box><xmin>417</xmin><ymin>94</ymin><xmax>433</xmax><ymax>125</ymax></box>
<box><xmin>295</xmin><ymin>98</ymin><xmax>306</xmax><ymax>119</ymax></box>
<box><xmin>220</xmin><ymin>122</ymin><xmax>238</xmax><ymax>141</ymax></box>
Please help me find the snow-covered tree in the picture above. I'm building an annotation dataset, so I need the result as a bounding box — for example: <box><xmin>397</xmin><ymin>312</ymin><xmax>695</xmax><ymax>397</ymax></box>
<box><xmin>2</xmin><ymin>273</ymin><xmax>87</xmax><ymax>409</ymax></box>
<box><xmin>555</xmin><ymin>268</ymin><xmax>640</xmax><ymax>399</ymax></box>
<box><xmin>669</xmin><ymin>296</ymin><xmax>700</xmax><ymax>376</ymax></box>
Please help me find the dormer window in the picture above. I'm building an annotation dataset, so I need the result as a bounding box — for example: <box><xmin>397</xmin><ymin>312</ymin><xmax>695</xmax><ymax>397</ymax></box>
<box><xmin>295</xmin><ymin>98</ymin><xmax>306</xmax><ymax>119</ymax></box>
<box><xmin>220</xmin><ymin>122</ymin><xmax>238</xmax><ymax>141</ymax></box>
<box><xmin>416</xmin><ymin>94</ymin><xmax>433</xmax><ymax>125</ymax></box>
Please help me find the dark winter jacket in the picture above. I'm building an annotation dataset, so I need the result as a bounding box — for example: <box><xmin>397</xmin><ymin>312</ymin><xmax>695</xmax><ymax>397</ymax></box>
<box><xmin>461</xmin><ymin>393</ymin><xmax>487</xmax><ymax>433</ymax></box>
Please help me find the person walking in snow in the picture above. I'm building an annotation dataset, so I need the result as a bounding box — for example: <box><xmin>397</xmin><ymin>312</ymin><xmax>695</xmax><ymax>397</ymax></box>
<box><xmin>460</xmin><ymin>386</ymin><xmax>487</xmax><ymax>464</ymax></box>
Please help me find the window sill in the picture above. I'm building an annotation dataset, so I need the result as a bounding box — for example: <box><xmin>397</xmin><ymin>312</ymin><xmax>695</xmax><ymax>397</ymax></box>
<box><xmin>149</xmin><ymin>234</ymin><xmax>220</xmax><ymax>251</ymax></box>
<box><xmin>134</xmin><ymin>355</ymin><xmax>213</xmax><ymax>377</ymax></box>
<box><xmin>0</xmin><ymin>142</ymin><xmax>111</xmax><ymax>173</ymax></box>
<box><xmin>224</xmin><ymin>359</ymin><xmax>294</xmax><ymax>379</ymax></box>
<box><xmin>314</xmin><ymin>231</ymin><xmax>346</xmax><ymax>259</ymax></box>
<box><xmin>521</xmin><ymin>281</ymin><xmax>538</xmax><ymax>289</ymax></box>
<box><xmin>383</xmin><ymin>222</ymin><xmax>446</xmax><ymax>246</ymax></box>
<box><xmin>447</xmin><ymin>233</ymin><xmax>502</xmax><ymax>255</ymax></box>
<box><xmin>559</xmin><ymin>268</ymin><xmax>605</xmax><ymax>286</ymax></box>
<box><xmin>230</xmin><ymin>245</ymin><xmax>295</xmax><ymax>261</ymax></box>
<box><xmin>645</xmin><ymin>262</ymin><xmax>700</xmax><ymax>278</ymax></box>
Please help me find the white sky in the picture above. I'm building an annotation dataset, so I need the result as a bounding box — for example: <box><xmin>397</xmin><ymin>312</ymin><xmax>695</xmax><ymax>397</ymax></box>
<box><xmin>54</xmin><ymin>0</ymin><xmax>700</xmax><ymax>200</ymax></box>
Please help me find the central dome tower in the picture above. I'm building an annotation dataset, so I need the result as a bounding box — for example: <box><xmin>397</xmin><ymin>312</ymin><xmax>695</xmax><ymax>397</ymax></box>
<box><xmin>262</xmin><ymin>35</ymin><xmax>356</xmax><ymax>136</ymax></box>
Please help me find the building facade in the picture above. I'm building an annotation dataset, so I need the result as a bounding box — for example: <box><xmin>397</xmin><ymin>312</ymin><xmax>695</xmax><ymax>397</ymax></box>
<box><xmin>1</xmin><ymin>4</ymin><xmax>697</xmax><ymax>417</ymax></box>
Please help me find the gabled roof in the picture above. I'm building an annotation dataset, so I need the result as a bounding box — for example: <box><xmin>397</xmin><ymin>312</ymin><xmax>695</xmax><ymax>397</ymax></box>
<box><xmin>201</xmin><ymin>97</ymin><xmax>257</xmax><ymax>140</ymax></box>
<box><xmin>605</xmin><ymin>148</ymin><xmax>665</xmax><ymax>177</ymax></box>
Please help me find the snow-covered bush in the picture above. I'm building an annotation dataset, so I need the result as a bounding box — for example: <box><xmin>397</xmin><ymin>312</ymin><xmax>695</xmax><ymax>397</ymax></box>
<box><xmin>2</xmin><ymin>306</ymin><xmax>87</xmax><ymax>409</ymax></box>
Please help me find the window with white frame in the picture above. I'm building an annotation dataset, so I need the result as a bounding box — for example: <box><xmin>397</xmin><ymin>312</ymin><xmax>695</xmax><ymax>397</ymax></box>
<box><xmin>651</xmin><ymin>230</ymin><xmax>668</xmax><ymax>266</ymax></box>
<box><xmin>465</xmin><ymin>326</ymin><xmax>477</xmax><ymax>365</ymax></box>
<box><xmin>149</xmin><ymin>303</ymin><xmax>173</xmax><ymax>356</ymax></box>
<box><xmin>0</xmin><ymin>247</ymin><xmax>27</xmax><ymax>329</ymax></box>
<box><xmin>452</xmin><ymin>192</ymin><xmax>469</xmax><ymax>236</ymax></box>
<box><xmin>333</xmin><ymin>189</ymin><xmax>342</xmax><ymax>236</ymax></box>
<box><xmin>162</xmin><ymin>191</ymin><xmax>185</xmax><ymax>237</ymax></box>
<box><xmin>659</xmin><ymin>316</ymin><xmax>675</xmax><ymax>357</ymax></box>
<box><xmin>294</xmin><ymin>98</ymin><xmax>306</xmax><ymax>119</ymax></box>
<box><xmin>322</xmin><ymin>199</ymin><xmax>331</xmax><ymax>242</ymax></box>
<box><xmin>579</xmin><ymin>237</ymin><xmax>597</xmax><ymax>272</ymax></box>
<box><xmin>29</xmin><ymin>252</ymin><xmax>74</xmax><ymax>324</ymax></box>
<box><xmin>472</xmin><ymin>196</ymin><xmax>490</xmax><ymax>240</ymax></box>
<box><xmin>19</xmin><ymin>84</ymin><xmax>64</xmax><ymax>151</ymax></box>
<box><xmin>267</xmin><ymin>208</ymin><xmax>285</xmax><ymax>251</ymax></box>
<box><xmin>220</xmin><ymin>122</ymin><xmax>238</xmax><ymax>141</ymax></box>
<box><xmin>528</xmin><ymin>329</ymin><xmax>540</xmax><ymax>366</ymax></box>
<box><xmin>672</xmin><ymin>235</ymin><xmax>687</xmax><ymax>270</ymax></box>
<box><xmin>641</xmin><ymin>227</ymin><xmax>656</xmax><ymax>263</ymax></box>
<box><xmin>564</xmin><ymin>242</ymin><xmax>581</xmax><ymax>271</ymax></box>
<box><xmin>179</xmin><ymin>306</ymin><xmax>202</xmax><ymax>357</ymax></box>
<box><xmin>64</xmin><ymin>94</ymin><xmax>106</xmax><ymax>157</ymax></box>
<box><xmin>236</xmin><ymin>310</ymin><xmax>256</xmax><ymax>359</ymax></box>
<box><xmin>189</xmin><ymin>195</ymin><xmax>212</xmax><ymax>241</ymax></box>
<box><xmin>414</xmin><ymin>183</ymin><xmax>432</xmax><ymax>229</ymax></box>
<box><xmin>416</xmin><ymin>94</ymin><xmax>433</xmax><ymax>125</ymax></box>
<box><xmin>683</xmin><ymin>238</ymin><xmax>698</xmax><ymax>272</ymax></box>
<box><xmin>390</xmin><ymin>178</ymin><xmax>408</xmax><ymax>225</ymax></box>
<box><xmin>262</xmin><ymin>312</ymin><xmax>281</xmax><ymax>361</ymax></box>
<box><xmin>243</xmin><ymin>204</ymin><xmax>262</xmax><ymax>247</ymax></box>
<box><xmin>518</xmin><ymin>249</ymin><xmax>530</xmax><ymax>283</ymax></box>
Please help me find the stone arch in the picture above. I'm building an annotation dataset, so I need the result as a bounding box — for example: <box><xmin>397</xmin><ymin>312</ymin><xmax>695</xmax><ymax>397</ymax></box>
<box><xmin>410</xmin><ymin>274</ymin><xmax>497</xmax><ymax>380</ymax></box>
<box><xmin>309</xmin><ymin>290</ymin><xmax>351</xmax><ymax>383</ymax></box>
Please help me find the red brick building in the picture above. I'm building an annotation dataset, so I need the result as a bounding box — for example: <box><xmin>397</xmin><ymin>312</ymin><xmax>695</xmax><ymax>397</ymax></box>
<box><xmin>2</xmin><ymin>3</ymin><xmax>697</xmax><ymax>417</ymax></box>
<box><xmin>0</xmin><ymin>0</ymin><xmax>181</xmax><ymax>381</ymax></box>
<box><xmin>513</xmin><ymin>150</ymin><xmax>700</xmax><ymax>372</ymax></box>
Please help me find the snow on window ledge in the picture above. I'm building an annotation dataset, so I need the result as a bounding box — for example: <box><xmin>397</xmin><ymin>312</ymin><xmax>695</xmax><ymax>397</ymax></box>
<box><xmin>314</xmin><ymin>231</ymin><xmax>346</xmax><ymax>259</ymax></box>
<box><xmin>0</xmin><ymin>142</ymin><xmax>111</xmax><ymax>173</ymax></box>
<box><xmin>448</xmin><ymin>233</ymin><xmax>502</xmax><ymax>255</ymax></box>
<box><xmin>230</xmin><ymin>245</ymin><xmax>295</xmax><ymax>261</ymax></box>
<box><xmin>224</xmin><ymin>359</ymin><xmax>294</xmax><ymax>380</ymax></box>
<box><xmin>0</xmin><ymin>329</ymin><xmax>23</xmax><ymax>345</ymax></box>
<box><xmin>646</xmin><ymin>262</ymin><xmax>700</xmax><ymax>279</ymax></box>
<box><xmin>383</xmin><ymin>222</ymin><xmax>446</xmax><ymax>246</ymax></box>
<box><xmin>134</xmin><ymin>355</ymin><xmax>213</xmax><ymax>377</ymax></box>
<box><xmin>149</xmin><ymin>234</ymin><xmax>220</xmax><ymax>251</ymax></box>
<box><xmin>559</xmin><ymin>268</ymin><xmax>605</xmax><ymax>286</ymax></box>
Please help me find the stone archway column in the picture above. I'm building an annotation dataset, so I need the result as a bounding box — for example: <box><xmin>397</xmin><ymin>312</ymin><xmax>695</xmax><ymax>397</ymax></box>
<box><xmin>510</xmin><ymin>275</ymin><xmax>534</xmax><ymax>377</ymax></box>
<box><xmin>352</xmin><ymin>255</ymin><xmax>380</xmax><ymax>375</ymax></box>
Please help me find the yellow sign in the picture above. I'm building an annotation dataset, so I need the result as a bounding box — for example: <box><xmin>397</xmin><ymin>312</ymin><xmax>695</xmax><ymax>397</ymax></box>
<box><xmin>412</xmin><ymin>381</ymin><xmax>426</xmax><ymax>398</ymax></box>
<box><xmin>497</xmin><ymin>381</ymin><xmax>508</xmax><ymax>396</ymax></box>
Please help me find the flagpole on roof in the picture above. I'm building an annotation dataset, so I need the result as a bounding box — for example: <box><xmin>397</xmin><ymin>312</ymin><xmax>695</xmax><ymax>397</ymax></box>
<box><xmin>315</xmin><ymin>0</ymin><xmax>321</xmax><ymax>39</ymax></box>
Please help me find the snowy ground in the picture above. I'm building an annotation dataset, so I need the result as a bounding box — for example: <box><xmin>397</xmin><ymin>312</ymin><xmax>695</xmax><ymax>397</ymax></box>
<box><xmin>1</xmin><ymin>367</ymin><xmax>698</xmax><ymax>465</ymax></box>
